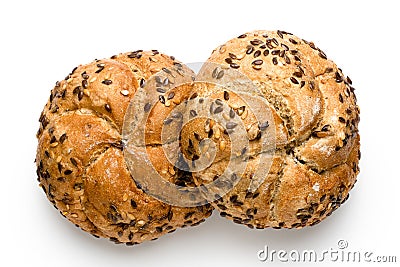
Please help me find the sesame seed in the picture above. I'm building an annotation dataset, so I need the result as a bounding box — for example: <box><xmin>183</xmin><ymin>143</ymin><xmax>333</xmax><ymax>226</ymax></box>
<box><xmin>259</xmin><ymin>121</ymin><xmax>269</xmax><ymax>131</ymax></box>
<box><xmin>212</xmin><ymin>68</ymin><xmax>218</xmax><ymax>78</ymax></box>
<box><xmin>190</xmin><ymin>110</ymin><xmax>197</xmax><ymax>117</ymax></box>
<box><xmin>217</xmin><ymin>70</ymin><xmax>224</xmax><ymax>79</ymax></box>
<box><xmin>238</xmin><ymin>34</ymin><xmax>247</xmax><ymax>38</ymax></box>
<box><xmin>236</xmin><ymin>106</ymin><xmax>245</xmax><ymax>116</ymax></box>
<box><xmin>229</xmin><ymin>108</ymin><xmax>235</xmax><ymax>118</ymax></box>
<box><xmin>271</xmin><ymin>50</ymin><xmax>280</xmax><ymax>55</ymax></box>
<box><xmin>214</xmin><ymin>106</ymin><xmax>223</xmax><ymax>114</ymax></box>
<box><xmin>266</xmin><ymin>41</ymin><xmax>274</xmax><ymax>49</ymax></box>
<box><xmin>229</xmin><ymin>195</ymin><xmax>238</xmax><ymax>202</ymax></box>
<box><xmin>293</xmin><ymin>72</ymin><xmax>302</xmax><ymax>78</ymax></box>
<box><xmin>144</xmin><ymin>103</ymin><xmax>151</xmax><ymax>112</ymax></box>
<box><xmin>162</xmin><ymin>67</ymin><xmax>172</xmax><ymax>75</ymax></box>
<box><xmin>229</xmin><ymin>53</ymin><xmax>237</xmax><ymax>59</ymax></box>
<box><xmin>318</xmin><ymin>51</ymin><xmax>327</xmax><ymax>59</ymax></box>
<box><xmin>281</xmin><ymin>43</ymin><xmax>289</xmax><ymax>51</ymax></box>
<box><xmin>224</xmin><ymin>91</ymin><xmax>229</xmax><ymax>100</ymax></box>
<box><xmin>308</xmin><ymin>41</ymin><xmax>317</xmax><ymax>50</ymax></box>
<box><xmin>59</xmin><ymin>133</ymin><xmax>67</xmax><ymax>144</ymax></box>
<box><xmin>167</xmin><ymin>92</ymin><xmax>175</xmax><ymax>100</ymax></box>
<box><xmin>263</xmin><ymin>50</ymin><xmax>269</xmax><ymax>56</ymax></box>
<box><xmin>167</xmin><ymin>210</ymin><xmax>173</xmax><ymax>221</ymax></box>
<box><xmin>254</xmin><ymin>50</ymin><xmax>261</xmax><ymax>57</ymax></box>
<box><xmin>246</xmin><ymin>46</ymin><xmax>254</xmax><ymax>54</ymax></box>
<box><xmin>339</xmin><ymin>93</ymin><xmax>344</xmax><ymax>103</ymax></box>
<box><xmin>82</xmin><ymin>79</ymin><xmax>88</xmax><ymax>89</ymax></box>
<box><xmin>159</xmin><ymin>95</ymin><xmax>165</xmax><ymax>104</ymax></box>
<box><xmin>57</xmin><ymin>162</ymin><xmax>62</xmax><ymax>173</ymax></box>
<box><xmin>309</xmin><ymin>81</ymin><xmax>315</xmax><ymax>90</ymax></box>
<box><xmin>70</xmin><ymin>157</ymin><xmax>78</xmax><ymax>166</ymax></box>
<box><xmin>217</xmin><ymin>204</ymin><xmax>227</xmax><ymax>210</ymax></box>
<box><xmin>95</xmin><ymin>63</ymin><xmax>105</xmax><ymax>73</ymax></box>
<box><xmin>225</xmin><ymin>58</ymin><xmax>233</xmax><ymax>64</ymax></box>
<box><xmin>50</xmin><ymin>142</ymin><xmax>59</xmax><ymax>148</ymax></box>
<box><xmin>140</xmin><ymin>78</ymin><xmax>145</xmax><ymax>88</ymax></box>
<box><xmin>289</xmin><ymin>38</ymin><xmax>298</xmax><ymax>44</ymax></box>
<box><xmin>241</xmin><ymin>147</ymin><xmax>247</xmax><ymax>156</ymax></box>
<box><xmin>120</xmin><ymin>90</ymin><xmax>129</xmax><ymax>96</ymax></box>
<box><xmin>321</xmin><ymin>125</ymin><xmax>330</xmax><ymax>132</ymax></box>
<box><xmin>81</xmin><ymin>72</ymin><xmax>89</xmax><ymax>79</ymax></box>
<box><xmin>174</xmin><ymin>62</ymin><xmax>183</xmax><ymax>69</ymax></box>
<box><xmin>78</xmin><ymin>91</ymin><xmax>84</xmax><ymax>101</ymax></box>
<box><xmin>335</xmin><ymin>71</ymin><xmax>343</xmax><ymax>83</ymax></box>
<box><xmin>290</xmin><ymin>77</ymin><xmax>299</xmax><ymax>84</ymax></box>
<box><xmin>272</xmin><ymin>57</ymin><xmax>278</xmax><ymax>65</ymax></box>
<box><xmin>190</xmin><ymin>92</ymin><xmax>198</xmax><ymax>99</ymax></box>
<box><xmin>244</xmin><ymin>191</ymin><xmax>253</xmax><ymax>199</ymax></box>
<box><xmin>156</xmin><ymin>87</ymin><xmax>166</xmax><ymax>93</ymax></box>
<box><xmin>230</xmin><ymin>63</ymin><xmax>240</xmax><ymax>69</ymax></box>
<box><xmin>130</xmin><ymin>199</ymin><xmax>137</xmax><ymax>208</ymax></box>
<box><xmin>252</xmin><ymin>59</ymin><xmax>263</xmax><ymax>65</ymax></box>
<box><xmin>250</xmin><ymin>39</ymin><xmax>263</xmax><ymax>46</ymax></box>
<box><xmin>325</xmin><ymin>67</ymin><xmax>334</xmax><ymax>73</ymax></box>
<box><xmin>226</xmin><ymin>122</ymin><xmax>238</xmax><ymax>129</ymax></box>
<box><xmin>164</xmin><ymin>118</ymin><xmax>173</xmax><ymax>125</ymax></box>
<box><xmin>105</xmin><ymin>104</ymin><xmax>112</xmax><ymax>113</ymax></box>
<box><xmin>282</xmin><ymin>55</ymin><xmax>290</xmax><ymax>64</ymax></box>
<box><xmin>102</xmin><ymin>79</ymin><xmax>112</xmax><ymax>85</ymax></box>
<box><xmin>219</xmin><ymin>140</ymin><xmax>226</xmax><ymax>151</ymax></box>
<box><xmin>172</xmin><ymin>112</ymin><xmax>183</xmax><ymax>119</ymax></box>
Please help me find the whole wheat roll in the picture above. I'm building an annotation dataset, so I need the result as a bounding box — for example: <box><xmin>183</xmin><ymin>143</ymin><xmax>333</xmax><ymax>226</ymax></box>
<box><xmin>180</xmin><ymin>30</ymin><xmax>360</xmax><ymax>229</ymax></box>
<box><xmin>36</xmin><ymin>50</ymin><xmax>213</xmax><ymax>245</ymax></box>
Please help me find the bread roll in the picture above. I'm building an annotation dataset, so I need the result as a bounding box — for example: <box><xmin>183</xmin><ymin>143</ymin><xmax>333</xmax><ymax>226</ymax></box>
<box><xmin>180</xmin><ymin>30</ymin><xmax>360</xmax><ymax>229</ymax></box>
<box><xmin>36</xmin><ymin>31</ymin><xmax>361</xmax><ymax>243</ymax></box>
<box><xmin>36</xmin><ymin>51</ymin><xmax>213</xmax><ymax>245</ymax></box>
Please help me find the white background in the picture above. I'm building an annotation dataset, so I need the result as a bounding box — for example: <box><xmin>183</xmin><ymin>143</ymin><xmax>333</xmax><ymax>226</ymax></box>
<box><xmin>1</xmin><ymin>0</ymin><xmax>399</xmax><ymax>266</ymax></box>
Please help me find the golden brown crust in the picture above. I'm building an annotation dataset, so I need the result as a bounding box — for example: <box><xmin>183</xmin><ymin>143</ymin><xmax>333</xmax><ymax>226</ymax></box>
<box><xmin>37</xmin><ymin>31</ymin><xmax>360</xmax><ymax>240</ymax></box>
<box><xmin>36</xmin><ymin>51</ymin><xmax>213</xmax><ymax>245</ymax></box>
<box><xmin>184</xmin><ymin>30</ymin><xmax>360</xmax><ymax>229</ymax></box>
<box><xmin>207</xmin><ymin>30</ymin><xmax>324</xmax><ymax>143</ymax></box>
